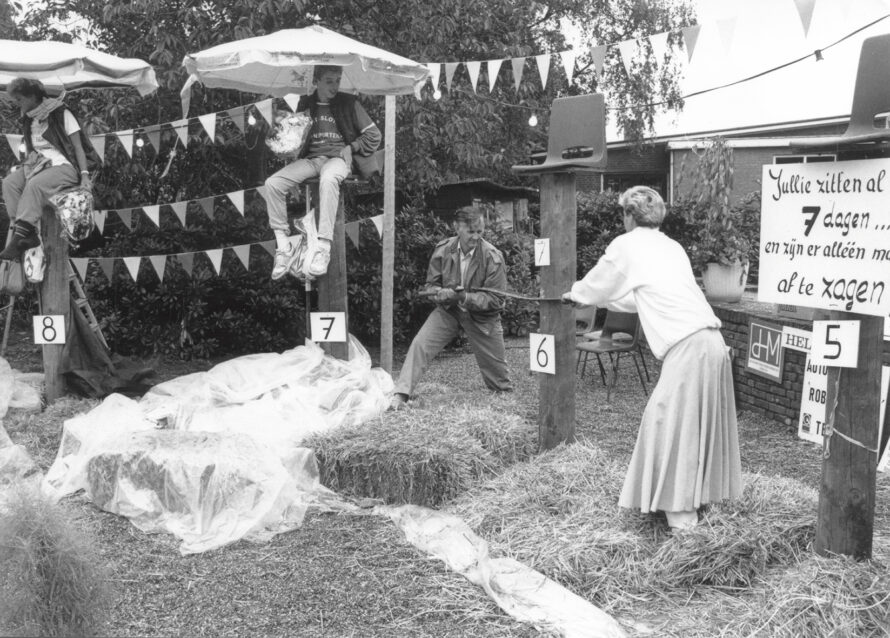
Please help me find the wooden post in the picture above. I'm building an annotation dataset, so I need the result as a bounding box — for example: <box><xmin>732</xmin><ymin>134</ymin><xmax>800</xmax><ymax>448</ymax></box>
<box><xmin>40</xmin><ymin>213</ymin><xmax>69</xmax><ymax>402</ymax></box>
<box><xmin>316</xmin><ymin>191</ymin><xmax>349</xmax><ymax>360</ymax></box>
<box><xmin>538</xmin><ymin>172</ymin><xmax>577</xmax><ymax>449</ymax></box>
<box><xmin>381</xmin><ymin>94</ymin><xmax>396</xmax><ymax>374</ymax></box>
<box><xmin>815</xmin><ymin>312</ymin><xmax>881</xmax><ymax>559</ymax></box>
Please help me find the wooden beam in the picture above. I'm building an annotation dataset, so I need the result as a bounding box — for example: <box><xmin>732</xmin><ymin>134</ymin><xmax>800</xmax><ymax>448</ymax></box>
<box><xmin>816</xmin><ymin>312</ymin><xmax>881</xmax><ymax>559</ymax></box>
<box><xmin>40</xmin><ymin>212</ymin><xmax>68</xmax><ymax>402</ymax></box>
<box><xmin>316</xmin><ymin>190</ymin><xmax>348</xmax><ymax>360</ymax></box>
<box><xmin>381</xmin><ymin>94</ymin><xmax>396</xmax><ymax>374</ymax></box>
<box><xmin>538</xmin><ymin>172</ymin><xmax>577</xmax><ymax>449</ymax></box>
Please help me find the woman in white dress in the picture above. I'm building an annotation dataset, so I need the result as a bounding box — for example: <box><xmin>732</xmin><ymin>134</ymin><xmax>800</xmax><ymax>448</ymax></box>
<box><xmin>562</xmin><ymin>186</ymin><xmax>742</xmax><ymax>530</ymax></box>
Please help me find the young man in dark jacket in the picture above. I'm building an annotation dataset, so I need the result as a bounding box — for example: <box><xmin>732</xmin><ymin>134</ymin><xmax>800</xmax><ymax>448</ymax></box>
<box><xmin>265</xmin><ymin>65</ymin><xmax>381</xmax><ymax>279</ymax></box>
<box><xmin>390</xmin><ymin>206</ymin><xmax>513</xmax><ymax>409</ymax></box>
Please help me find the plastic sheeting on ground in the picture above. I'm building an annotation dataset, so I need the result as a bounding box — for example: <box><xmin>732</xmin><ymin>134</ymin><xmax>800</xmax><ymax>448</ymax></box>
<box><xmin>381</xmin><ymin>504</ymin><xmax>628</xmax><ymax>638</ymax></box>
<box><xmin>42</xmin><ymin>338</ymin><xmax>387</xmax><ymax>554</ymax></box>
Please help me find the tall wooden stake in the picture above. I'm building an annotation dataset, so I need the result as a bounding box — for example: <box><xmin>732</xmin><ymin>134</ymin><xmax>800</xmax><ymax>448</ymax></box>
<box><xmin>316</xmin><ymin>193</ymin><xmax>348</xmax><ymax>360</ymax></box>
<box><xmin>538</xmin><ymin>172</ymin><xmax>577</xmax><ymax>449</ymax></box>
<box><xmin>40</xmin><ymin>213</ymin><xmax>68</xmax><ymax>402</ymax></box>
<box><xmin>816</xmin><ymin>312</ymin><xmax>881</xmax><ymax>559</ymax></box>
<box><xmin>381</xmin><ymin>94</ymin><xmax>396</xmax><ymax>374</ymax></box>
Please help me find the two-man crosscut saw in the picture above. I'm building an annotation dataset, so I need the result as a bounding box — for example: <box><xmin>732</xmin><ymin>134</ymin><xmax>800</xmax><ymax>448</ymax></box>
<box><xmin>417</xmin><ymin>286</ymin><xmax>566</xmax><ymax>303</ymax></box>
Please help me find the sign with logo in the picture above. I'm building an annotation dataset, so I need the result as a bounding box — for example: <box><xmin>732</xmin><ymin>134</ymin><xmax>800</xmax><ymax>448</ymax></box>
<box><xmin>798</xmin><ymin>355</ymin><xmax>829</xmax><ymax>444</ymax></box>
<box><xmin>747</xmin><ymin>320</ymin><xmax>785</xmax><ymax>382</ymax></box>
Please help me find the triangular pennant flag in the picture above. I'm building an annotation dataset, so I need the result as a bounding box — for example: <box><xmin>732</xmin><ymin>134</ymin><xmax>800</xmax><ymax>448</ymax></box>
<box><xmin>198</xmin><ymin>113</ymin><xmax>216</xmax><ymax>142</ymax></box>
<box><xmin>142</xmin><ymin>204</ymin><xmax>160</xmax><ymax>228</ymax></box>
<box><xmin>370</xmin><ymin>214</ymin><xmax>383</xmax><ymax>238</ymax></box>
<box><xmin>618</xmin><ymin>39</ymin><xmax>638</xmax><ymax>76</ymax></box>
<box><xmin>205</xmin><ymin>248</ymin><xmax>223</xmax><ymax>275</ymax></box>
<box><xmin>793</xmin><ymin>0</ymin><xmax>817</xmax><ymax>37</ymax></box>
<box><xmin>226</xmin><ymin>108</ymin><xmax>246</xmax><ymax>134</ymax></box>
<box><xmin>254</xmin><ymin>185</ymin><xmax>268</xmax><ymax>203</ymax></box>
<box><xmin>256</xmin><ymin>98</ymin><xmax>274</xmax><ymax>126</ymax></box>
<box><xmin>426</xmin><ymin>63</ymin><xmax>441</xmax><ymax>91</ymax></box>
<box><xmin>146</xmin><ymin>127</ymin><xmax>161</xmax><ymax>153</ymax></box>
<box><xmin>71</xmin><ymin>258</ymin><xmax>89</xmax><ymax>282</ymax></box>
<box><xmin>559</xmin><ymin>50</ymin><xmax>576</xmax><ymax>84</ymax></box>
<box><xmin>93</xmin><ymin>209</ymin><xmax>107</xmax><ymax>234</ymax></box>
<box><xmin>116</xmin><ymin>129</ymin><xmax>134</xmax><ymax>158</ymax></box>
<box><xmin>116</xmin><ymin>208</ymin><xmax>132</xmax><ymax>231</ymax></box>
<box><xmin>444</xmin><ymin>62</ymin><xmax>459</xmax><ymax>91</ymax></box>
<box><xmin>199</xmin><ymin>197</ymin><xmax>215</xmax><ymax>218</ymax></box>
<box><xmin>716</xmin><ymin>17</ymin><xmax>737</xmax><ymax>55</ymax></box>
<box><xmin>5</xmin><ymin>133</ymin><xmax>22</xmax><ymax>156</ymax></box>
<box><xmin>171</xmin><ymin>118</ymin><xmax>189</xmax><ymax>147</ymax></box>
<box><xmin>590</xmin><ymin>44</ymin><xmax>607</xmax><ymax>78</ymax></box>
<box><xmin>283</xmin><ymin>94</ymin><xmax>301</xmax><ymax>112</ymax></box>
<box><xmin>535</xmin><ymin>53</ymin><xmax>550</xmax><ymax>89</ymax></box>
<box><xmin>170</xmin><ymin>201</ymin><xmax>187</xmax><ymax>227</ymax></box>
<box><xmin>226</xmin><ymin>190</ymin><xmax>245</xmax><ymax>216</ymax></box>
<box><xmin>511</xmin><ymin>57</ymin><xmax>525</xmax><ymax>92</ymax></box>
<box><xmin>149</xmin><ymin>255</ymin><xmax>166</xmax><ymax>282</ymax></box>
<box><xmin>345</xmin><ymin>221</ymin><xmax>360</xmax><ymax>248</ymax></box>
<box><xmin>92</xmin><ymin>134</ymin><xmax>106</xmax><ymax>163</ymax></box>
<box><xmin>123</xmin><ymin>256</ymin><xmax>141</xmax><ymax>282</ymax></box>
<box><xmin>260</xmin><ymin>240</ymin><xmax>275</xmax><ymax>256</ymax></box>
<box><xmin>98</xmin><ymin>258</ymin><xmax>114</xmax><ymax>282</ymax></box>
<box><xmin>232</xmin><ymin>244</ymin><xmax>251</xmax><ymax>270</ymax></box>
<box><xmin>465</xmin><ymin>61</ymin><xmax>481</xmax><ymax>93</ymax></box>
<box><xmin>648</xmin><ymin>31</ymin><xmax>670</xmax><ymax>64</ymax></box>
<box><xmin>486</xmin><ymin>59</ymin><xmax>502</xmax><ymax>93</ymax></box>
<box><xmin>178</xmin><ymin>252</ymin><xmax>194</xmax><ymax>277</ymax></box>
<box><xmin>681</xmin><ymin>25</ymin><xmax>701</xmax><ymax>62</ymax></box>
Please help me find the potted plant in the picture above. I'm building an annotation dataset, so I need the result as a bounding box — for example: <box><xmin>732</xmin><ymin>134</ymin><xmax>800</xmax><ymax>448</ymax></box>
<box><xmin>682</xmin><ymin>137</ymin><xmax>752</xmax><ymax>303</ymax></box>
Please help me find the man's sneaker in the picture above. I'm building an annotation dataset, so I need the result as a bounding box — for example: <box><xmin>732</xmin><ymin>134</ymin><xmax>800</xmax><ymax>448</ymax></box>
<box><xmin>308</xmin><ymin>241</ymin><xmax>331</xmax><ymax>277</ymax></box>
<box><xmin>271</xmin><ymin>243</ymin><xmax>296</xmax><ymax>280</ymax></box>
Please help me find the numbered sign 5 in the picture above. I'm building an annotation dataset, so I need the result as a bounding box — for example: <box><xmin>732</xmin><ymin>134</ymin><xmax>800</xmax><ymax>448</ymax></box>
<box><xmin>310</xmin><ymin>312</ymin><xmax>347</xmax><ymax>343</ymax></box>
<box><xmin>529</xmin><ymin>333</ymin><xmax>556</xmax><ymax>374</ymax></box>
<box><xmin>811</xmin><ymin>320</ymin><xmax>860</xmax><ymax>368</ymax></box>
<box><xmin>534</xmin><ymin>238</ymin><xmax>551</xmax><ymax>267</ymax></box>
<box><xmin>33</xmin><ymin>315</ymin><xmax>66</xmax><ymax>345</ymax></box>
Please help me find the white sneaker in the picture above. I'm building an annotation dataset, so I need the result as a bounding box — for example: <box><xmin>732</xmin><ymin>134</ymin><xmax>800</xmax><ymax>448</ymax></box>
<box><xmin>308</xmin><ymin>242</ymin><xmax>331</xmax><ymax>277</ymax></box>
<box><xmin>271</xmin><ymin>243</ymin><xmax>296</xmax><ymax>280</ymax></box>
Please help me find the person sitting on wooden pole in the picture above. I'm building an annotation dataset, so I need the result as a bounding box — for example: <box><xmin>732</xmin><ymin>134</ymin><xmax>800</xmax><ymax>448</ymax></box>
<box><xmin>389</xmin><ymin>205</ymin><xmax>512</xmax><ymax>410</ymax></box>
<box><xmin>562</xmin><ymin>186</ymin><xmax>742</xmax><ymax>531</ymax></box>
<box><xmin>264</xmin><ymin>64</ymin><xmax>381</xmax><ymax>280</ymax></box>
<box><xmin>0</xmin><ymin>77</ymin><xmax>98</xmax><ymax>261</ymax></box>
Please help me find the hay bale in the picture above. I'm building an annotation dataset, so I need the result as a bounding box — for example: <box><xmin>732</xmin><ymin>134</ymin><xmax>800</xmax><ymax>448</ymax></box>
<box><xmin>307</xmin><ymin>405</ymin><xmax>535</xmax><ymax>507</ymax></box>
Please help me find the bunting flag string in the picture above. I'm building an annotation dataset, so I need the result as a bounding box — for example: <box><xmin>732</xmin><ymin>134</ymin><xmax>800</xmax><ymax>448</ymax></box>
<box><xmin>793</xmin><ymin>0</ymin><xmax>817</xmax><ymax>36</ymax></box>
<box><xmin>511</xmin><ymin>57</ymin><xmax>525</xmax><ymax>92</ymax></box>
<box><xmin>534</xmin><ymin>53</ymin><xmax>550</xmax><ymax>89</ymax></box>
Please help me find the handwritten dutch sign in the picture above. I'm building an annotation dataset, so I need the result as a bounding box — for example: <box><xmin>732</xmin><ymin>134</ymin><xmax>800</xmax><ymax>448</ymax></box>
<box><xmin>758</xmin><ymin>158</ymin><xmax>890</xmax><ymax>317</ymax></box>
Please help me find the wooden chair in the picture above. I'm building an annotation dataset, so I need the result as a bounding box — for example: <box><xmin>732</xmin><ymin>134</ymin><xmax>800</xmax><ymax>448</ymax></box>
<box><xmin>576</xmin><ymin>311</ymin><xmax>648</xmax><ymax>401</ymax></box>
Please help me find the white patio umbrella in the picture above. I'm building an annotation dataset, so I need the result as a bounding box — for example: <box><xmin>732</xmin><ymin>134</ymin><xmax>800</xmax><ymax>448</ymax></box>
<box><xmin>0</xmin><ymin>40</ymin><xmax>157</xmax><ymax>96</ymax></box>
<box><xmin>180</xmin><ymin>25</ymin><xmax>429</xmax><ymax>115</ymax></box>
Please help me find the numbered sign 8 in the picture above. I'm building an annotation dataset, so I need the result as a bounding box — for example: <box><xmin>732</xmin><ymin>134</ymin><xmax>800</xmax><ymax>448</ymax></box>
<box><xmin>310</xmin><ymin>312</ymin><xmax>347</xmax><ymax>343</ymax></box>
<box><xmin>810</xmin><ymin>320</ymin><xmax>860</xmax><ymax>368</ymax></box>
<box><xmin>33</xmin><ymin>315</ymin><xmax>66</xmax><ymax>345</ymax></box>
<box><xmin>529</xmin><ymin>333</ymin><xmax>556</xmax><ymax>374</ymax></box>
<box><xmin>534</xmin><ymin>238</ymin><xmax>551</xmax><ymax>267</ymax></box>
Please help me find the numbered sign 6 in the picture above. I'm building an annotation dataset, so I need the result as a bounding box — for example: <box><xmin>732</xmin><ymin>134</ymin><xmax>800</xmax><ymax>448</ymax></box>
<box><xmin>310</xmin><ymin>312</ymin><xmax>347</xmax><ymax>343</ymax></box>
<box><xmin>811</xmin><ymin>320</ymin><xmax>860</xmax><ymax>368</ymax></box>
<box><xmin>33</xmin><ymin>314</ymin><xmax>66</xmax><ymax>345</ymax></box>
<box><xmin>534</xmin><ymin>238</ymin><xmax>551</xmax><ymax>267</ymax></box>
<box><xmin>529</xmin><ymin>333</ymin><xmax>556</xmax><ymax>374</ymax></box>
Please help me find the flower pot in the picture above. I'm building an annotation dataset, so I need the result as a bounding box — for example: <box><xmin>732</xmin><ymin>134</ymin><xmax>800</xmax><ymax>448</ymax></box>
<box><xmin>702</xmin><ymin>261</ymin><xmax>749</xmax><ymax>303</ymax></box>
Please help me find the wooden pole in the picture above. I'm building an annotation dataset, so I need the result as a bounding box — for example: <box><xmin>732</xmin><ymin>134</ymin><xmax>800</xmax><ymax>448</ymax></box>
<box><xmin>538</xmin><ymin>172</ymin><xmax>577</xmax><ymax>449</ymax></box>
<box><xmin>815</xmin><ymin>312</ymin><xmax>881</xmax><ymax>559</ymax></box>
<box><xmin>316</xmin><ymin>191</ymin><xmax>349</xmax><ymax>360</ymax></box>
<box><xmin>40</xmin><ymin>213</ymin><xmax>68</xmax><ymax>402</ymax></box>
<box><xmin>381</xmin><ymin>94</ymin><xmax>396</xmax><ymax>374</ymax></box>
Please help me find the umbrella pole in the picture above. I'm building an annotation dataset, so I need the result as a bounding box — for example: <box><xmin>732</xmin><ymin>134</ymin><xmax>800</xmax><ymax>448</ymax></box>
<box><xmin>304</xmin><ymin>278</ymin><xmax>312</xmax><ymax>344</ymax></box>
<box><xmin>381</xmin><ymin>94</ymin><xmax>396</xmax><ymax>374</ymax></box>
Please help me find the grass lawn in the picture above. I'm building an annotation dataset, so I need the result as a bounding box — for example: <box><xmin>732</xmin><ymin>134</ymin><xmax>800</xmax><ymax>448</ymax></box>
<box><xmin>2</xmin><ymin>333</ymin><xmax>888</xmax><ymax>637</ymax></box>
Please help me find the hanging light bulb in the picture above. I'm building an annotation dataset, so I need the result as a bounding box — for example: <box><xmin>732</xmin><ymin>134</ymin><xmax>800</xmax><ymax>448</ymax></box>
<box><xmin>17</xmin><ymin>143</ymin><xmax>25</xmax><ymax>154</ymax></box>
<box><xmin>433</xmin><ymin>89</ymin><xmax>442</xmax><ymax>100</ymax></box>
<box><xmin>247</xmin><ymin>113</ymin><xmax>257</xmax><ymax>126</ymax></box>
<box><xmin>135</xmin><ymin>137</ymin><xmax>145</xmax><ymax>148</ymax></box>
<box><xmin>528</xmin><ymin>113</ymin><xmax>538</xmax><ymax>127</ymax></box>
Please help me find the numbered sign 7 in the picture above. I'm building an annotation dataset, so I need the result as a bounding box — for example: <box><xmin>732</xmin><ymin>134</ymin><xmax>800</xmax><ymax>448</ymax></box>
<box><xmin>534</xmin><ymin>238</ymin><xmax>551</xmax><ymax>267</ymax></box>
<box><xmin>529</xmin><ymin>333</ymin><xmax>556</xmax><ymax>374</ymax></box>
<box><xmin>33</xmin><ymin>315</ymin><xmax>66</xmax><ymax>345</ymax></box>
<box><xmin>310</xmin><ymin>312</ymin><xmax>347</xmax><ymax>343</ymax></box>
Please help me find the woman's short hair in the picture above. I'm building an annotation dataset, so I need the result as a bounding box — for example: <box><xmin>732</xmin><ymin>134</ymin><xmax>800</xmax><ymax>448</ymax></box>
<box><xmin>454</xmin><ymin>206</ymin><xmax>484</xmax><ymax>225</ymax></box>
<box><xmin>313</xmin><ymin>65</ymin><xmax>342</xmax><ymax>82</ymax></box>
<box><xmin>619</xmin><ymin>186</ymin><xmax>666</xmax><ymax>227</ymax></box>
<box><xmin>7</xmin><ymin>77</ymin><xmax>48</xmax><ymax>100</ymax></box>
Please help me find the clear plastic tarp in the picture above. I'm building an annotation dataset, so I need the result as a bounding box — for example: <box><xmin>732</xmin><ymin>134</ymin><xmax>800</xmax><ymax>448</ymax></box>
<box><xmin>43</xmin><ymin>338</ymin><xmax>388</xmax><ymax>554</ymax></box>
